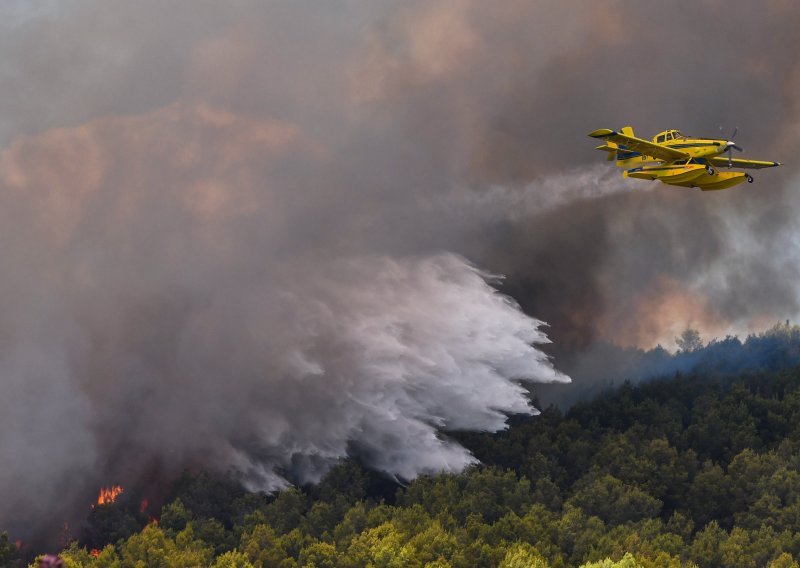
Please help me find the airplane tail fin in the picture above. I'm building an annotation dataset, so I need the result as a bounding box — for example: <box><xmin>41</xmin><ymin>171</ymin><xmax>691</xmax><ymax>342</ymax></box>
<box><xmin>593</xmin><ymin>126</ymin><xmax>645</xmax><ymax>167</ymax></box>
<box><xmin>614</xmin><ymin>125</ymin><xmax>644</xmax><ymax>168</ymax></box>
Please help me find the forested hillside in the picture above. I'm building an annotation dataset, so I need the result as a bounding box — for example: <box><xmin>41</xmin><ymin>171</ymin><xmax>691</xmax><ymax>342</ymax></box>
<box><xmin>542</xmin><ymin>322</ymin><xmax>800</xmax><ymax>408</ymax></box>
<box><xmin>11</xmin><ymin>359</ymin><xmax>800</xmax><ymax>566</ymax></box>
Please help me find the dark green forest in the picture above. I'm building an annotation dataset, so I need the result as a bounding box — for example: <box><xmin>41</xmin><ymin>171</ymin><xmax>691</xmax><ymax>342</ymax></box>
<box><xmin>11</xmin><ymin>326</ymin><xmax>800</xmax><ymax>567</ymax></box>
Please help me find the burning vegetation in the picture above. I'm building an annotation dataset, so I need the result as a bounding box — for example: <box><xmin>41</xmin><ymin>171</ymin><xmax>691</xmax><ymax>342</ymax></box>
<box><xmin>94</xmin><ymin>486</ymin><xmax>123</xmax><ymax>508</ymax></box>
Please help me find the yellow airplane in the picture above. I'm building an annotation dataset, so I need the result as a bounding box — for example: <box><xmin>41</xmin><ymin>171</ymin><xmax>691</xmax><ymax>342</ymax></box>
<box><xmin>588</xmin><ymin>126</ymin><xmax>781</xmax><ymax>190</ymax></box>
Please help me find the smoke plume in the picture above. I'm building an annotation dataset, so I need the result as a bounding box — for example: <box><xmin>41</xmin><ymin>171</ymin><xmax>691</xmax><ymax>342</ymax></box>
<box><xmin>2</xmin><ymin>0</ymin><xmax>800</xmax><ymax>539</ymax></box>
<box><xmin>0</xmin><ymin>101</ymin><xmax>571</xmax><ymax>537</ymax></box>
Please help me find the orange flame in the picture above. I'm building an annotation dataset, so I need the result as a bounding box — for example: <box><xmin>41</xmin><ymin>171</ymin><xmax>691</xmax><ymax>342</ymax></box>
<box><xmin>95</xmin><ymin>485</ymin><xmax>124</xmax><ymax>506</ymax></box>
<box><xmin>139</xmin><ymin>498</ymin><xmax>149</xmax><ymax>513</ymax></box>
<box><xmin>90</xmin><ymin>549</ymin><xmax>101</xmax><ymax>558</ymax></box>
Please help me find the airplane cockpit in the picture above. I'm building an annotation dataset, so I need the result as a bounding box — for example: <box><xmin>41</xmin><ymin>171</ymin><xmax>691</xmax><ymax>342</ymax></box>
<box><xmin>654</xmin><ymin>130</ymin><xmax>684</xmax><ymax>143</ymax></box>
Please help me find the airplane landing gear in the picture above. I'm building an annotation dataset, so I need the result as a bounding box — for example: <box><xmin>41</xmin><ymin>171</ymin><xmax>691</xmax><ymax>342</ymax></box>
<box><xmin>746</xmin><ymin>174</ymin><xmax>754</xmax><ymax>183</ymax></box>
<box><xmin>706</xmin><ymin>165</ymin><xmax>715</xmax><ymax>175</ymax></box>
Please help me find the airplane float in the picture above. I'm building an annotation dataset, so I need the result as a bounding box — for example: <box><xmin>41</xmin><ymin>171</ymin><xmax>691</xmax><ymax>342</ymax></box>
<box><xmin>589</xmin><ymin>126</ymin><xmax>781</xmax><ymax>190</ymax></box>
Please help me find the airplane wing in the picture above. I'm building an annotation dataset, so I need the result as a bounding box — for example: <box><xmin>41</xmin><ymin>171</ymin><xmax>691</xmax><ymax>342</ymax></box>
<box><xmin>588</xmin><ymin>128</ymin><xmax>687</xmax><ymax>162</ymax></box>
<box><xmin>707</xmin><ymin>157</ymin><xmax>782</xmax><ymax>170</ymax></box>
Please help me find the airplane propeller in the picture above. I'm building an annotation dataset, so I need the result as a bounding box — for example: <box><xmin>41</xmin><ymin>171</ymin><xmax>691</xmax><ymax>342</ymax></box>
<box><xmin>719</xmin><ymin>126</ymin><xmax>744</xmax><ymax>168</ymax></box>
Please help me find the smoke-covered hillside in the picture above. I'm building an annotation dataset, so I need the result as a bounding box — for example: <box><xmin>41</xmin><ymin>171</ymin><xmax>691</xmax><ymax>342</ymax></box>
<box><xmin>11</xmin><ymin>341</ymin><xmax>800</xmax><ymax>567</ymax></box>
<box><xmin>540</xmin><ymin>322</ymin><xmax>800</xmax><ymax>408</ymax></box>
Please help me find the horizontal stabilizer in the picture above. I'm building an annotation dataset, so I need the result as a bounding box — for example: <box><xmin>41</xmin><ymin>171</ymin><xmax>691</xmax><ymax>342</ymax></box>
<box><xmin>589</xmin><ymin>128</ymin><xmax>615</xmax><ymax>138</ymax></box>
<box><xmin>595</xmin><ymin>143</ymin><xmax>618</xmax><ymax>161</ymax></box>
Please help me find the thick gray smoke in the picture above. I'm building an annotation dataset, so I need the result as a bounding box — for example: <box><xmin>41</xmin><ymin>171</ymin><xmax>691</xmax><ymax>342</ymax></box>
<box><xmin>2</xmin><ymin>0</ymin><xmax>800</xmax><ymax>539</ymax></box>
<box><xmin>0</xmin><ymin>98</ymin><xmax>571</xmax><ymax>537</ymax></box>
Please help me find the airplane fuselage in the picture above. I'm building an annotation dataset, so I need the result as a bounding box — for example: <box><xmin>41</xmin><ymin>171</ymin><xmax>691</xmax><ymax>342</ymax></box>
<box><xmin>654</xmin><ymin>130</ymin><xmax>733</xmax><ymax>159</ymax></box>
<box><xmin>630</xmin><ymin>130</ymin><xmax>750</xmax><ymax>189</ymax></box>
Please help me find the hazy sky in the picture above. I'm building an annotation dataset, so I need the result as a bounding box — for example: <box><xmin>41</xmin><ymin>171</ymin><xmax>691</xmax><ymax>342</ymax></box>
<box><xmin>2</xmin><ymin>0</ymin><xmax>800</xmax><ymax>541</ymax></box>
<box><xmin>3</xmin><ymin>1</ymin><xmax>798</xmax><ymax>347</ymax></box>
